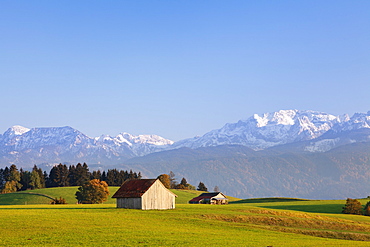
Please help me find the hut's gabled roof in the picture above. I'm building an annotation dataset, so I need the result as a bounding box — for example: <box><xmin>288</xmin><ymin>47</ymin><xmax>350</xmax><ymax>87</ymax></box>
<box><xmin>198</xmin><ymin>192</ymin><xmax>225</xmax><ymax>198</ymax></box>
<box><xmin>112</xmin><ymin>179</ymin><xmax>157</xmax><ymax>198</ymax></box>
<box><xmin>189</xmin><ymin>192</ymin><xmax>227</xmax><ymax>203</ymax></box>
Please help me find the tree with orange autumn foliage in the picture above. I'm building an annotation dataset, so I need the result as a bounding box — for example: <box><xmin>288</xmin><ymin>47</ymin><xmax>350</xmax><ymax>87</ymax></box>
<box><xmin>75</xmin><ymin>179</ymin><xmax>109</xmax><ymax>204</ymax></box>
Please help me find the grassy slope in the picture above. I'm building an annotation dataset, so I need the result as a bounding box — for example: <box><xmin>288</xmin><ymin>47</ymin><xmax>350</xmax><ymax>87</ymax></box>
<box><xmin>2</xmin><ymin>188</ymin><xmax>370</xmax><ymax>246</ymax></box>
<box><xmin>0</xmin><ymin>187</ymin><xmax>121</xmax><ymax>205</ymax></box>
<box><xmin>0</xmin><ymin>192</ymin><xmax>52</xmax><ymax>205</ymax></box>
<box><xmin>1</xmin><ymin>203</ymin><xmax>370</xmax><ymax>246</ymax></box>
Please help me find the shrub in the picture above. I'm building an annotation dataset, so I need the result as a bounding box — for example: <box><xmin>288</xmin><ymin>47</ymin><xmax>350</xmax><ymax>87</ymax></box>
<box><xmin>342</xmin><ymin>198</ymin><xmax>362</xmax><ymax>215</ymax></box>
<box><xmin>51</xmin><ymin>197</ymin><xmax>67</xmax><ymax>204</ymax></box>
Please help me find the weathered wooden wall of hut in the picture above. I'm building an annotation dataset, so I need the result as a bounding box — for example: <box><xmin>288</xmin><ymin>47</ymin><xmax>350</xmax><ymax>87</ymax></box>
<box><xmin>116</xmin><ymin>198</ymin><xmax>142</xmax><ymax>209</ymax></box>
<box><xmin>141</xmin><ymin>180</ymin><xmax>176</xmax><ymax>210</ymax></box>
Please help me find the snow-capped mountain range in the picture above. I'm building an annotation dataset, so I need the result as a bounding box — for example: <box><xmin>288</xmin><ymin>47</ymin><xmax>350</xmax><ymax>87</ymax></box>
<box><xmin>172</xmin><ymin>109</ymin><xmax>370</xmax><ymax>151</ymax></box>
<box><xmin>1</xmin><ymin>109</ymin><xmax>370</xmax><ymax>167</ymax></box>
<box><xmin>0</xmin><ymin>126</ymin><xmax>173</xmax><ymax>167</ymax></box>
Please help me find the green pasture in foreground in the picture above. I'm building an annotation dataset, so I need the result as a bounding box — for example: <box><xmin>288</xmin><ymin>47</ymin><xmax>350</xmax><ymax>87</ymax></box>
<box><xmin>2</xmin><ymin>201</ymin><xmax>370</xmax><ymax>246</ymax></box>
<box><xmin>2</xmin><ymin>188</ymin><xmax>370</xmax><ymax>246</ymax></box>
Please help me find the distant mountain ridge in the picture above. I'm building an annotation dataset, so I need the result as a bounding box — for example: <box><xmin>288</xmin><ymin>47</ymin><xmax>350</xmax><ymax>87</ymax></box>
<box><xmin>0</xmin><ymin>126</ymin><xmax>173</xmax><ymax>167</ymax></box>
<box><xmin>0</xmin><ymin>109</ymin><xmax>369</xmax><ymax>168</ymax></box>
<box><xmin>172</xmin><ymin>110</ymin><xmax>370</xmax><ymax>151</ymax></box>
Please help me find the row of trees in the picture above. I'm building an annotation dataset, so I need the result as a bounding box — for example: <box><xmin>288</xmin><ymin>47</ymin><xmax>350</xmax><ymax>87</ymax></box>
<box><xmin>0</xmin><ymin>163</ymin><xmax>141</xmax><ymax>194</ymax></box>
<box><xmin>157</xmin><ymin>172</ymin><xmax>220</xmax><ymax>192</ymax></box>
<box><xmin>342</xmin><ymin>198</ymin><xmax>370</xmax><ymax>216</ymax></box>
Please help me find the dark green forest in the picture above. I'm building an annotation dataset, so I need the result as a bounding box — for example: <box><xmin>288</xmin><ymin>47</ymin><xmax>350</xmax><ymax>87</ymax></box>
<box><xmin>0</xmin><ymin>163</ymin><xmax>141</xmax><ymax>194</ymax></box>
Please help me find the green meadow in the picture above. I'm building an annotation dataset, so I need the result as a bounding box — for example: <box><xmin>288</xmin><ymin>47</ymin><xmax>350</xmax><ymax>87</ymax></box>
<box><xmin>1</xmin><ymin>188</ymin><xmax>370</xmax><ymax>246</ymax></box>
<box><xmin>0</xmin><ymin>187</ymin><xmax>120</xmax><ymax>205</ymax></box>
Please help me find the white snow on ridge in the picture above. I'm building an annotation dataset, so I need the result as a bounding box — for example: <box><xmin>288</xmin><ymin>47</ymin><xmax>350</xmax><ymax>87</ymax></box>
<box><xmin>95</xmin><ymin>132</ymin><xmax>174</xmax><ymax>147</ymax></box>
<box><xmin>117</xmin><ymin>132</ymin><xmax>174</xmax><ymax>146</ymax></box>
<box><xmin>11</xmin><ymin>125</ymin><xmax>30</xmax><ymax>135</ymax></box>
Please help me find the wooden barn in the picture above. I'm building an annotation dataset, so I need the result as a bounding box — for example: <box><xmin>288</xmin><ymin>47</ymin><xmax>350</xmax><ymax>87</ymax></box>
<box><xmin>112</xmin><ymin>179</ymin><xmax>177</xmax><ymax>210</ymax></box>
<box><xmin>189</xmin><ymin>192</ymin><xmax>228</xmax><ymax>205</ymax></box>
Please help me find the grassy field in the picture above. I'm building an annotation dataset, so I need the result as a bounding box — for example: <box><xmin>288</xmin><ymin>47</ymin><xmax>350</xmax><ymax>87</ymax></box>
<box><xmin>1</xmin><ymin>188</ymin><xmax>370</xmax><ymax>246</ymax></box>
<box><xmin>0</xmin><ymin>187</ymin><xmax>120</xmax><ymax>205</ymax></box>
<box><xmin>0</xmin><ymin>187</ymin><xmax>240</xmax><ymax>205</ymax></box>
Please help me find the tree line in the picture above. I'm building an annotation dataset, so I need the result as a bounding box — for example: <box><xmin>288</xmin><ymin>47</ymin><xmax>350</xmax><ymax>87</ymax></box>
<box><xmin>0</xmin><ymin>163</ymin><xmax>141</xmax><ymax>194</ymax></box>
<box><xmin>157</xmin><ymin>171</ymin><xmax>220</xmax><ymax>192</ymax></box>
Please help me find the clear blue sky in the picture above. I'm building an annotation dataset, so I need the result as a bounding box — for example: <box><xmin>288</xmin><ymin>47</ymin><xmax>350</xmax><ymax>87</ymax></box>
<box><xmin>1</xmin><ymin>1</ymin><xmax>369</xmax><ymax>141</ymax></box>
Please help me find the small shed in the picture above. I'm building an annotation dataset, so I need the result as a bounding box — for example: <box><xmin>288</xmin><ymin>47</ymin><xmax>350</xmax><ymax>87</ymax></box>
<box><xmin>189</xmin><ymin>192</ymin><xmax>228</xmax><ymax>205</ymax></box>
<box><xmin>112</xmin><ymin>179</ymin><xmax>177</xmax><ymax>210</ymax></box>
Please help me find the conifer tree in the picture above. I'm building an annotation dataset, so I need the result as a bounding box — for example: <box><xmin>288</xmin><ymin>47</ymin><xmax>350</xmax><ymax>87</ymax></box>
<box><xmin>68</xmin><ymin>165</ymin><xmax>77</xmax><ymax>186</ymax></box>
<box><xmin>58</xmin><ymin>164</ymin><xmax>69</xmax><ymax>187</ymax></box>
<box><xmin>180</xmin><ymin>177</ymin><xmax>187</xmax><ymax>186</ymax></box>
<box><xmin>44</xmin><ymin>171</ymin><xmax>51</xmax><ymax>187</ymax></box>
<box><xmin>74</xmin><ymin>163</ymin><xmax>90</xmax><ymax>186</ymax></box>
<box><xmin>20</xmin><ymin>169</ymin><xmax>32</xmax><ymax>190</ymax></box>
<box><xmin>3</xmin><ymin>167</ymin><xmax>10</xmax><ymax>182</ymax></box>
<box><xmin>197</xmin><ymin>182</ymin><xmax>208</xmax><ymax>192</ymax></box>
<box><xmin>8</xmin><ymin>165</ymin><xmax>22</xmax><ymax>191</ymax></box>
<box><xmin>91</xmin><ymin>170</ymin><xmax>102</xmax><ymax>180</ymax></box>
<box><xmin>0</xmin><ymin>168</ymin><xmax>4</xmax><ymax>192</ymax></box>
<box><xmin>118</xmin><ymin>170</ymin><xmax>126</xmax><ymax>185</ymax></box>
<box><xmin>30</xmin><ymin>168</ymin><xmax>42</xmax><ymax>190</ymax></box>
<box><xmin>49</xmin><ymin>164</ymin><xmax>69</xmax><ymax>187</ymax></box>
<box><xmin>101</xmin><ymin>171</ymin><xmax>107</xmax><ymax>182</ymax></box>
<box><xmin>106</xmin><ymin>169</ymin><xmax>118</xmax><ymax>186</ymax></box>
<box><xmin>35</xmin><ymin>165</ymin><xmax>45</xmax><ymax>188</ymax></box>
<box><xmin>0</xmin><ymin>167</ymin><xmax>10</xmax><ymax>193</ymax></box>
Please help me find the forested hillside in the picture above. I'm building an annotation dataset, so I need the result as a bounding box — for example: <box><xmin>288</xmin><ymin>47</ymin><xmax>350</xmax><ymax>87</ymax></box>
<box><xmin>121</xmin><ymin>143</ymin><xmax>370</xmax><ymax>199</ymax></box>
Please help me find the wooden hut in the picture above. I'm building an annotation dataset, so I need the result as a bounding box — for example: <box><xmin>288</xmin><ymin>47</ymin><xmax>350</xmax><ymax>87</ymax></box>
<box><xmin>112</xmin><ymin>179</ymin><xmax>177</xmax><ymax>210</ymax></box>
<box><xmin>189</xmin><ymin>192</ymin><xmax>228</xmax><ymax>205</ymax></box>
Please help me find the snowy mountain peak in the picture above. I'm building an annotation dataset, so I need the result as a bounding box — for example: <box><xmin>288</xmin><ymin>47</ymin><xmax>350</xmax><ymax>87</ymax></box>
<box><xmin>119</xmin><ymin>133</ymin><xmax>174</xmax><ymax>146</ymax></box>
<box><xmin>253</xmin><ymin>109</ymin><xmax>298</xmax><ymax>127</ymax></box>
<box><xmin>331</xmin><ymin>112</ymin><xmax>370</xmax><ymax>132</ymax></box>
<box><xmin>95</xmin><ymin>132</ymin><xmax>174</xmax><ymax>146</ymax></box>
<box><xmin>1</xmin><ymin>125</ymin><xmax>31</xmax><ymax>143</ymax></box>
<box><xmin>7</xmin><ymin>125</ymin><xmax>30</xmax><ymax>136</ymax></box>
<box><xmin>251</xmin><ymin>110</ymin><xmax>339</xmax><ymax>128</ymax></box>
